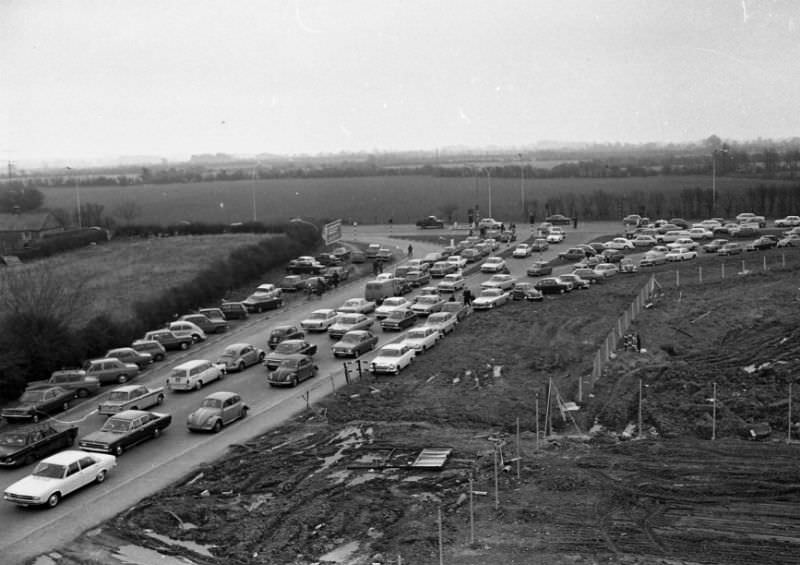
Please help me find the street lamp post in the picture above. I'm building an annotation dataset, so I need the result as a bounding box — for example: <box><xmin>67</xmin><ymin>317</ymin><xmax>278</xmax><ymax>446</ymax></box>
<box><xmin>251</xmin><ymin>164</ymin><xmax>259</xmax><ymax>222</ymax></box>
<box><xmin>518</xmin><ymin>154</ymin><xmax>525</xmax><ymax>220</ymax></box>
<box><xmin>487</xmin><ymin>168</ymin><xmax>493</xmax><ymax>218</ymax></box>
<box><xmin>712</xmin><ymin>152</ymin><xmax>716</xmax><ymax>214</ymax></box>
<box><xmin>66</xmin><ymin>166</ymin><xmax>81</xmax><ymax>227</ymax></box>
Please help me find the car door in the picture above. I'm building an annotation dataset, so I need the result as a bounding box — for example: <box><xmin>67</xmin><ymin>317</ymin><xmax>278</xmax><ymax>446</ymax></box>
<box><xmin>77</xmin><ymin>456</ymin><xmax>100</xmax><ymax>488</ymax></box>
<box><xmin>222</xmin><ymin>396</ymin><xmax>237</xmax><ymax>424</ymax></box>
<box><xmin>62</xmin><ymin>460</ymin><xmax>86</xmax><ymax>495</ymax></box>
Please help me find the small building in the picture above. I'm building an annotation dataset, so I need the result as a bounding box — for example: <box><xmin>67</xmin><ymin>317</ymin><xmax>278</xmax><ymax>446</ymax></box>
<box><xmin>0</xmin><ymin>211</ymin><xmax>64</xmax><ymax>253</ymax></box>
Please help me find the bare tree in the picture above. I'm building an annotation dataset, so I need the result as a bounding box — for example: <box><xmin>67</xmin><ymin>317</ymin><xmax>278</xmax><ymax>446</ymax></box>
<box><xmin>113</xmin><ymin>200</ymin><xmax>143</xmax><ymax>223</ymax></box>
<box><xmin>0</xmin><ymin>263</ymin><xmax>91</xmax><ymax>323</ymax></box>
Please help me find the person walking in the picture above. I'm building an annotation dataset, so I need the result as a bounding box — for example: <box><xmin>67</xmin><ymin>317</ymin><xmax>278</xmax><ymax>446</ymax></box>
<box><xmin>573</xmin><ymin>216</ymin><xmax>579</xmax><ymax>229</ymax></box>
<box><xmin>463</xmin><ymin>288</ymin><xmax>472</xmax><ymax>306</ymax></box>
<box><xmin>407</xmin><ymin>244</ymin><xmax>413</xmax><ymax>257</ymax></box>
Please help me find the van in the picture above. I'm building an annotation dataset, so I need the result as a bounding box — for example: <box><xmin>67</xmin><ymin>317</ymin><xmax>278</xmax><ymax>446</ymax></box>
<box><xmin>167</xmin><ymin>359</ymin><xmax>225</xmax><ymax>391</ymax></box>
<box><xmin>365</xmin><ymin>278</ymin><xmax>403</xmax><ymax>304</ymax></box>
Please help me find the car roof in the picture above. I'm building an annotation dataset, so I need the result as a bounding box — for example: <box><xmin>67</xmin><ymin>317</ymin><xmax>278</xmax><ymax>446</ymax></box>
<box><xmin>109</xmin><ymin>409</ymin><xmax>151</xmax><ymax>420</ymax></box>
<box><xmin>203</xmin><ymin>391</ymin><xmax>238</xmax><ymax>401</ymax></box>
<box><xmin>110</xmin><ymin>385</ymin><xmax>142</xmax><ymax>392</ymax></box>
<box><xmin>42</xmin><ymin>450</ymin><xmax>100</xmax><ymax>464</ymax></box>
<box><xmin>174</xmin><ymin>359</ymin><xmax>212</xmax><ymax>369</ymax></box>
<box><xmin>225</xmin><ymin>342</ymin><xmax>252</xmax><ymax>350</ymax></box>
<box><xmin>89</xmin><ymin>357</ymin><xmax>118</xmax><ymax>364</ymax></box>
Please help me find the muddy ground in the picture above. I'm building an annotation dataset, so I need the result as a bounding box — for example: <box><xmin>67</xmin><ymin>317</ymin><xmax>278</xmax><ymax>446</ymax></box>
<box><xmin>46</xmin><ymin>247</ymin><xmax>800</xmax><ymax>565</ymax></box>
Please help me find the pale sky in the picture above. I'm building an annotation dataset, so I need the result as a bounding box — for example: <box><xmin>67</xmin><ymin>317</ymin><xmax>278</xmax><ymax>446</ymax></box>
<box><xmin>2</xmin><ymin>0</ymin><xmax>800</xmax><ymax>163</ymax></box>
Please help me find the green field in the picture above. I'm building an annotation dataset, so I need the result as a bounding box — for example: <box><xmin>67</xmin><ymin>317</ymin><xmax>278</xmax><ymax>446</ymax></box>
<box><xmin>38</xmin><ymin>174</ymin><xmax>790</xmax><ymax>226</ymax></box>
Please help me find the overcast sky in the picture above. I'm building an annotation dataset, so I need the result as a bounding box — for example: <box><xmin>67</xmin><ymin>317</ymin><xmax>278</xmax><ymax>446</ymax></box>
<box><xmin>2</xmin><ymin>0</ymin><xmax>799</xmax><ymax>162</ymax></box>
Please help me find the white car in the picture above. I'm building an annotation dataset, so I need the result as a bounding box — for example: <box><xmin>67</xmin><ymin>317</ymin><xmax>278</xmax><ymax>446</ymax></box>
<box><xmin>167</xmin><ymin>321</ymin><xmax>207</xmax><ymax>343</ymax></box>
<box><xmin>666</xmin><ymin>247</ymin><xmax>697</xmax><ymax>261</ymax></box>
<box><xmin>446</xmin><ymin>255</ymin><xmax>467</xmax><ymax>269</ymax></box>
<box><xmin>337</xmin><ymin>298</ymin><xmax>377</xmax><ymax>315</ymax></box>
<box><xmin>3</xmin><ymin>450</ymin><xmax>116</xmax><ymax>508</ymax></box>
<box><xmin>480</xmin><ymin>274</ymin><xmax>517</xmax><ymax>291</ymax></box>
<box><xmin>300</xmin><ymin>308</ymin><xmax>339</xmax><ymax>332</ymax></box>
<box><xmin>401</xmin><ymin>326</ymin><xmax>442</xmax><ymax>353</ymax></box>
<box><xmin>593</xmin><ymin>263</ymin><xmax>619</xmax><ymax>278</ymax></box>
<box><xmin>484</xmin><ymin>238</ymin><xmax>500</xmax><ymax>251</ymax></box>
<box><xmin>546</xmin><ymin>229</ymin><xmax>566</xmax><ymax>243</ymax></box>
<box><xmin>512</xmin><ymin>244</ymin><xmax>532</xmax><ymax>258</ymax></box>
<box><xmin>327</xmin><ymin>313</ymin><xmax>374</xmax><ymax>339</ymax></box>
<box><xmin>424</xmin><ymin>312</ymin><xmax>459</xmax><ymax>335</ymax></box>
<box><xmin>478</xmin><ymin>218</ymin><xmax>502</xmax><ymax>229</ymax></box>
<box><xmin>480</xmin><ymin>256</ymin><xmax>507</xmax><ymax>273</ymax></box>
<box><xmin>687</xmin><ymin>227</ymin><xmax>713</xmax><ymax>240</ymax></box>
<box><xmin>603</xmin><ymin>237</ymin><xmax>634</xmax><ymax>250</ymax></box>
<box><xmin>369</xmin><ymin>343</ymin><xmax>416</xmax><ymax>375</ymax></box>
<box><xmin>167</xmin><ymin>359</ymin><xmax>226</xmax><ymax>391</ymax></box>
<box><xmin>631</xmin><ymin>235</ymin><xmax>657</xmax><ymax>247</ymax></box>
<box><xmin>775</xmin><ymin>215</ymin><xmax>800</xmax><ymax>228</ymax></box>
<box><xmin>472</xmin><ymin>288</ymin><xmax>510</xmax><ymax>310</ymax></box>
<box><xmin>666</xmin><ymin>237</ymin><xmax>698</xmax><ymax>251</ymax></box>
<box><xmin>438</xmin><ymin>273</ymin><xmax>465</xmax><ymax>292</ymax></box>
<box><xmin>374</xmin><ymin>297</ymin><xmax>412</xmax><ymax>319</ymax></box>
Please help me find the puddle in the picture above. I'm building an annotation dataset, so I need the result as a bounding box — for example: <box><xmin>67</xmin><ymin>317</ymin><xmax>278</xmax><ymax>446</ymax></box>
<box><xmin>146</xmin><ymin>531</ymin><xmax>216</xmax><ymax>557</ymax></box>
<box><xmin>402</xmin><ymin>475</ymin><xmax>426</xmax><ymax>482</ymax></box>
<box><xmin>327</xmin><ymin>469</ymin><xmax>352</xmax><ymax>484</ymax></box>
<box><xmin>115</xmin><ymin>544</ymin><xmax>200</xmax><ymax>565</ymax></box>
<box><xmin>347</xmin><ymin>472</ymin><xmax>378</xmax><ymax>487</ymax></box>
<box><xmin>318</xmin><ymin>540</ymin><xmax>361</xmax><ymax>564</ymax></box>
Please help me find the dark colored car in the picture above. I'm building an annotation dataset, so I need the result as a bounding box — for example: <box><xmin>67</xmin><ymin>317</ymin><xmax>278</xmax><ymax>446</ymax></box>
<box><xmin>32</xmin><ymin>370</ymin><xmax>100</xmax><ymax>398</ymax></box>
<box><xmin>545</xmin><ymin>214</ymin><xmax>573</xmax><ymax>225</ymax></box>
<box><xmin>141</xmin><ymin>330</ymin><xmax>193</xmax><ymax>351</ymax></box>
<box><xmin>405</xmin><ymin>270</ymin><xmax>431</xmax><ymax>287</ymax></box>
<box><xmin>179</xmin><ymin>313</ymin><xmax>228</xmax><ymax>334</ymax></box>
<box><xmin>1</xmin><ymin>387</ymin><xmax>76</xmax><ymax>423</ymax></box>
<box><xmin>511</xmin><ymin>282</ymin><xmax>543</xmax><ymax>301</ymax></box>
<box><xmin>267</xmin><ymin>324</ymin><xmax>306</xmax><ymax>350</ymax></box>
<box><xmin>702</xmin><ymin>239</ymin><xmax>728</xmax><ymax>253</ymax></box>
<box><xmin>130</xmin><ymin>339</ymin><xmax>167</xmax><ymax>362</ymax></box>
<box><xmin>558</xmin><ymin>248</ymin><xmax>587</xmax><ymax>261</ymax></box>
<box><xmin>381</xmin><ymin>308</ymin><xmax>418</xmax><ymax>331</ymax></box>
<box><xmin>572</xmin><ymin>268</ymin><xmax>604</xmax><ymax>284</ymax></box>
<box><xmin>242</xmin><ymin>290</ymin><xmax>284</xmax><ymax>313</ymax></box>
<box><xmin>526</xmin><ymin>261</ymin><xmax>553</xmax><ymax>277</ymax></box>
<box><xmin>78</xmin><ymin>410</ymin><xmax>171</xmax><ymax>456</ymax></box>
<box><xmin>105</xmin><ymin>347</ymin><xmax>153</xmax><ymax>370</ymax></box>
<box><xmin>530</xmin><ymin>238</ymin><xmax>549</xmax><ymax>252</ymax></box>
<box><xmin>669</xmin><ymin>218</ymin><xmax>690</xmax><ymax>229</ymax></box>
<box><xmin>600</xmin><ymin>249</ymin><xmax>624</xmax><ymax>263</ymax></box>
<box><xmin>441</xmin><ymin>301</ymin><xmax>469</xmax><ymax>321</ymax></box>
<box><xmin>416</xmin><ymin>216</ymin><xmax>445</xmax><ymax>229</ymax></box>
<box><xmin>534</xmin><ymin>277</ymin><xmax>573</xmax><ymax>295</ymax></box>
<box><xmin>315</xmin><ymin>253</ymin><xmax>343</xmax><ymax>266</ymax></box>
<box><xmin>264</xmin><ymin>339</ymin><xmax>318</xmax><ymax>370</ymax></box>
<box><xmin>331</xmin><ymin>330</ymin><xmax>379</xmax><ymax>358</ymax></box>
<box><xmin>717</xmin><ymin>242</ymin><xmax>744</xmax><ymax>256</ymax></box>
<box><xmin>266</xmin><ymin>354</ymin><xmax>318</xmax><ymax>387</ymax></box>
<box><xmin>220</xmin><ymin>301</ymin><xmax>249</xmax><ymax>320</ymax></box>
<box><xmin>749</xmin><ymin>236</ymin><xmax>778</xmax><ymax>250</ymax></box>
<box><xmin>0</xmin><ymin>425</ymin><xmax>79</xmax><ymax>468</ymax></box>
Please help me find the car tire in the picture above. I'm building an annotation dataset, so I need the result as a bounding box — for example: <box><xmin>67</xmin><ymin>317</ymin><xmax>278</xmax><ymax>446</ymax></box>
<box><xmin>96</xmin><ymin>470</ymin><xmax>107</xmax><ymax>484</ymax></box>
<box><xmin>118</xmin><ymin>374</ymin><xmax>128</xmax><ymax>384</ymax></box>
<box><xmin>47</xmin><ymin>492</ymin><xmax>61</xmax><ymax>508</ymax></box>
<box><xmin>238</xmin><ymin>361</ymin><xmax>245</xmax><ymax>372</ymax></box>
<box><xmin>156</xmin><ymin>394</ymin><xmax>164</xmax><ymax>405</ymax></box>
<box><xmin>32</xmin><ymin>413</ymin><xmax>40</xmax><ymax>423</ymax></box>
<box><xmin>62</xmin><ymin>401</ymin><xmax>70</xmax><ymax>412</ymax></box>
<box><xmin>77</xmin><ymin>388</ymin><xmax>89</xmax><ymax>398</ymax></box>
<box><xmin>241</xmin><ymin>406</ymin><xmax>248</xmax><ymax>419</ymax></box>
<box><xmin>196</xmin><ymin>381</ymin><xmax>203</xmax><ymax>390</ymax></box>
<box><xmin>258</xmin><ymin>352</ymin><xmax>266</xmax><ymax>362</ymax></box>
<box><xmin>192</xmin><ymin>334</ymin><xmax>201</xmax><ymax>343</ymax></box>
<box><xmin>180</xmin><ymin>342</ymin><xmax>189</xmax><ymax>350</ymax></box>
<box><xmin>155</xmin><ymin>353</ymin><xmax>165</xmax><ymax>361</ymax></box>
<box><xmin>114</xmin><ymin>445</ymin><xmax>124</xmax><ymax>456</ymax></box>
<box><xmin>212</xmin><ymin>420</ymin><xmax>222</xmax><ymax>433</ymax></box>
<box><xmin>153</xmin><ymin>427</ymin><xmax>161</xmax><ymax>438</ymax></box>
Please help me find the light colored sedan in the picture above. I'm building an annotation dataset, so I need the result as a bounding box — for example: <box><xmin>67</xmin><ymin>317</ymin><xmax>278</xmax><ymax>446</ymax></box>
<box><xmin>3</xmin><ymin>450</ymin><xmax>116</xmax><ymax>508</ymax></box>
<box><xmin>327</xmin><ymin>313</ymin><xmax>374</xmax><ymax>339</ymax></box>
<box><xmin>187</xmin><ymin>391</ymin><xmax>248</xmax><ymax>433</ymax></box>
<box><xmin>631</xmin><ymin>235</ymin><xmax>657</xmax><ymax>247</ymax></box>
<box><xmin>337</xmin><ymin>298</ymin><xmax>377</xmax><ymax>315</ymax></box>
<box><xmin>480</xmin><ymin>274</ymin><xmax>517</xmax><ymax>291</ymax></box>
<box><xmin>480</xmin><ymin>256</ymin><xmax>507</xmax><ymax>273</ymax></box>
<box><xmin>594</xmin><ymin>263</ymin><xmax>619</xmax><ymax>278</ymax></box>
<box><xmin>666</xmin><ymin>247</ymin><xmax>697</xmax><ymax>261</ymax></box>
<box><xmin>438</xmin><ymin>273</ymin><xmax>465</xmax><ymax>292</ymax></box>
<box><xmin>512</xmin><ymin>244</ymin><xmax>532</xmax><ymax>258</ymax></box>
<box><xmin>472</xmin><ymin>288</ymin><xmax>510</xmax><ymax>310</ymax></box>
<box><xmin>300</xmin><ymin>309</ymin><xmax>339</xmax><ymax>332</ymax></box>
<box><xmin>603</xmin><ymin>237</ymin><xmax>634</xmax><ymax>250</ymax></box>
<box><xmin>424</xmin><ymin>312</ymin><xmax>459</xmax><ymax>335</ymax></box>
<box><xmin>401</xmin><ymin>326</ymin><xmax>442</xmax><ymax>353</ymax></box>
<box><xmin>374</xmin><ymin>297</ymin><xmax>412</xmax><ymax>319</ymax></box>
<box><xmin>216</xmin><ymin>343</ymin><xmax>265</xmax><ymax>372</ymax></box>
<box><xmin>369</xmin><ymin>343</ymin><xmax>416</xmax><ymax>375</ymax></box>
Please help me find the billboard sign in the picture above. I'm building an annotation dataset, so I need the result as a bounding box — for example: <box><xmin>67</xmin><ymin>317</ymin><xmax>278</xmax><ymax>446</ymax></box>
<box><xmin>323</xmin><ymin>219</ymin><xmax>342</xmax><ymax>246</ymax></box>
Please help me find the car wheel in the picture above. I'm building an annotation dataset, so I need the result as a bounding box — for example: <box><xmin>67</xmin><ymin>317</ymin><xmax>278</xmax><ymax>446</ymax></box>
<box><xmin>257</xmin><ymin>305</ymin><xmax>264</xmax><ymax>313</ymax></box>
<box><xmin>32</xmin><ymin>413</ymin><xmax>40</xmax><ymax>423</ymax></box>
<box><xmin>47</xmin><ymin>492</ymin><xmax>61</xmax><ymax>508</ymax></box>
<box><xmin>196</xmin><ymin>380</ymin><xmax>203</xmax><ymax>390</ymax></box>
<box><xmin>258</xmin><ymin>352</ymin><xmax>266</xmax><ymax>362</ymax></box>
<box><xmin>212</xmin><ymin>420</ymin><xmax>222</xmax><ymax>433</ymax></box>
<box><xmin>23</xmin><ymin>453</ymin><xmax>36</xmax><ymax>466</ymax></box>
<box><xmin>118</xmin><ymin>374</ymin><xmax>128</xmax><ymax>384</ymax></box>
<box><xmin>114</xmin><ymin>445</ymin><xmax>124</xmax><ymax>456</ymax></box>
<box><xmin>192</xmin><ymin>334</ymin><xmax>201</xmax><ymax>343</ymax></box>
<box><xmin>180</xmin><ymin>342</ymin><xmax>189</xmax><ymax>350</ymax></box>
<box><xmin>156</xmin><ymin>394</ymin><xmax>164</xmax><ymax>405</ymax></box>
<box><xmin>155</xmin><ymin>353</ymin><xmax>165</xmax><ymax>361</ymax></box>
<box><xmin>62</xmin><ymin>401</ymin><xmax>70</xmax><ymax>412</ymax></box>
<box><xmin>240</xmin><ymin>406</ymin><xmax>248</xmax><ymax>419</ymax></box>
<box><xmin>153</xmin><ymin>427</ymin><xmax>161</xmax><ymax>438</ymax></box>
<box><xmin>238</xmin><ymin>361</ymin><xmax>245</xmax><ymax>372</ymax></box>
<box><xmin>77</xmin><ymin>388</ymin><xmax>89</xmax><ymax>398</ymax></box>
<box><xmin>291</xmin><ymin>376</ymin><xmax>299</xmax><ymax>387</ymax></box>
<box><xmin>96</xmin><ymin>470</ymin><xmax>107</xmax><ymax>484</ymax></box>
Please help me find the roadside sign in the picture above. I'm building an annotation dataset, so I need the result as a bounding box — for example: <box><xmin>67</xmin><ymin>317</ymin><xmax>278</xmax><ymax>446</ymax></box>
<box><xmin>323</xmin><ymin>219</ymin><xmax>342</xmax><ymax>246</ymax></box>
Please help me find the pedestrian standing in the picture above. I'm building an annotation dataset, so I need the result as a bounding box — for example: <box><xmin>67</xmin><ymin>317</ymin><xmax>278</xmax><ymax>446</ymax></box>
<box><xmin>463</xmin><ymin>288</ymin><xmax>472</xmax><ymax>306</ymax></box>
<box><xmin>573</xmin><ymin>216</ymin><xmax>579</xmax><ymax>229</ymax></box>
<box><xmin>408</xmin><ymin>244</ymin><xmax>413</xmax><ymax>257</ymax></box>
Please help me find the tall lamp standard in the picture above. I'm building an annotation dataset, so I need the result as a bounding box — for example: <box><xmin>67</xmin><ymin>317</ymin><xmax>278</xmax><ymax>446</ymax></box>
<box><xmin>486</xmin><ymin>168</ymin><xmax>493</xmax><ymax>218</ymax></box>
<box><xmin>250</xmin><ymin>163</ymin><xmax>259</xmax><ymax>222</ymax></box>
<box><xmin>518</xmin><ymin>154</ymin><xmax>526</xmax><ymax>220</ymax></box>
<box><xmin>66</xmin><ymin>166</ymin><xmax>81</xmax><ymax>227</ymax></box>
<box><xmin>711</xmin><ymin>148</ymin><xmax>728</xmax><ymax>215</ymax></box>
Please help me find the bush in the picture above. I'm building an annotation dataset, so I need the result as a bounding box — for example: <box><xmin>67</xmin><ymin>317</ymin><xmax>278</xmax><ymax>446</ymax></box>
<box><xmin>0</xmin><ymin>369</ymin><xmax>27</xmax><ymax>404</ymax></box>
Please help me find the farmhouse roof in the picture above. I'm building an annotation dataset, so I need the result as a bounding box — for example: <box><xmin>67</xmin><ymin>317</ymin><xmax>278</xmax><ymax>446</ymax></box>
<box><xmin>0</xmin><ymin>211</ymin><xmax>60</xmax><ymax>232</ymax></box>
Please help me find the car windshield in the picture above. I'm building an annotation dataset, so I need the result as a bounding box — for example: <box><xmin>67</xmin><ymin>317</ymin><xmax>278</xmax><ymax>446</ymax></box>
<box><xmin>416</xmin><ymin>297</ymin><xmax>438</xmax><ymax>304</ymax></box>
<box><xmin>275</xmin><ymin>342</ymin><xmax>300</xmax><ymax>354</ymax></box>
<box><xmin>201</xmin><ymin>398</ymin><xmax>223</xmax><ymax>409</ymax></box>
<box><xmin>32</xmin><ymin>462</ymin><xmax>66</xmax><ymax>479</ymax></box>
<box><xmin>407</xmin><ymin>330</ymin><xmax>427</xmax><ymax>339</ymax></box>
<box><xmin>482</xmin><ymin>289</ymin><xmax>501</xmax><ymax>295</ymax></box>
<box><xmin>340</xmin><ymin>333</ymin><xmax>362</xmax><ymax>344</ymax></box>
<box><xmin>310</xmin><ymin>312</ymin><xmax>330</xmax><ymax>319</ymax></box>
<box><xmin>380</xmin><ymin>349</ymin><xmax>402</xmax><ymax>357</ymax></box>
<box><xmin>339</xmin><ymin>316</ymin><xmax>359</xmax><ymax>325</ymax></box>
<box><xmin>388</xmin><ymin>311</ymin><xmax>408</xmax><ymax>319</ymax></box>
<box><xmin>102</xmin><ymin>418</ymin><xmax>132</xmax><ymax>433</ymax></box>
<box><xmin>383</xmin><ymin>298</ymin><xmax>403</xmax><ymax>307</ymax></box>
<box><xmin>428</xmin><ymin>314</ymin><xmax>448</xmax><ymax>322</ymax></box>
<box><xmin>0</xmin><ymin>433</ymin><xmax>27</xmax><ymax>446</ymax></box>
<box><xmin>343</xmin><ymin>300</ymin><xmax>359</xmax><ymax>307</ymax></box>
<box><xmin>108</xmin><ymin>391</ymin><xmax>130</xmax><ymax>402</ymax></box>
<box><xmin>20</xmin><ymin>390</ymin><xmax>46</xmax><ymax>402</ymax></box>
<box><xmin>278</xmin><ymin>359</ymin><xmax>301</xmax><ymax>369</ymax></box>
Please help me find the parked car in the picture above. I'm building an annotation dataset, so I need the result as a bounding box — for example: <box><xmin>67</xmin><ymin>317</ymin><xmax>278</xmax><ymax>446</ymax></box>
<box><xmin>545</xmin><ymin>214</ymin><xmax>572</xmax><ymax>225</ymax></box>
<box><xmin>141</xmin><ymin>330</ymin><xmax>192</xmax><ymax>351</ymax></box>
<box><xmin>328</xmin><ymin>313</ymin><xmax>374</xmax><ymax>339</ymax></box>
<box><xmin>179</xmin><ymin>313</ymin><xmax>228</xmax><ymax>335</ymax></box>
<box><xmin>242</xmin><ymin>284</ymin><xmax>284</xmax><ymax>313</ymax></box>
<box><xmin>572</xmin><ymin>267</ymin><xmax>604</xmax><ymax>284</ymax></box>
<box><xmin>441</xmin><ymin>301</ymin><xmax>469</xmax><ymax>322</ymax></box>
<box><xmin>267</xmin><ymin>354</ymin><xmax>318</xmax><ymax>387</ymax></box>
<box><xmin>749</xmin><ymin>236</ymin><xmax>778</xmax><ymax>250</ymax></box>
<box><xmin>777</xmin><ymin>234</ymin><xmax>800</xmax><ymax>247</ymax></box>
<box><xmin>0</xmin><ymin>425</ymin><xmax>79</xmax><ymax>468</ymax></box>
<box><xmin>32</xmin><ymin>370</ymin><xmax>100</xmax><ymax>399</ymax></box>
<box><xmin>429</xmin><ymin>261</ymin><xmax>456</xmax><ymax>278</ymax></box>
<box><xmin>460</xmin><ymin>248</ymin><xmax>480</xmax><ymax>263</ymax></box>
<box><xmin>546</xmin><ymin>229</ymin><xmax>566</xmax><ymax>243</ymax></box>
<box><xmin>286</xmin><ymin>256</ymin><xmax>325</xmax><ymax>274</ymax></box>
<box><xmin>480</xmin><ymin>274</ymin><xmax>517</xmax><ymax>291</ymax></box>
<box><xmin>530</xmin><ymin>238</ymin><xmax>549</xmax><ymax>252</ymax></box>
<box><xmin>264</xmin><ymin>339</ymin><xmax>318</xmax><ymax>371</ymax></box>
<box><xmin>416</xmin><ymin>215</ymin><xmax>445</xmax><ymax>229</ymax></box>
<box><xmin>424</xmin><ymin>311</ymin><xmax>459</xmax><ymax>335</ymax></box>
<box><xmin>301</xmin><ymin>308</ymin><xmax>339</xmax><ymax>332</ymax></box>
<box><xmin>267</xmin><ymin>324</ymin><xmax>305</xmax><ymax>349</ymax></box>
<box><xmin>446</xmin><ymin>255</ymin><xmax>468</xmax><ymax>270</ymax></box>
<box><xmin>619</xmin><ymin>258</ymin><xmax>639</xmax><ymax>273</ymax></box>
<box><xmin>558</xmin><ymin>248</ymin><xmax>587</xmax><ymax>261</ymax></box>
<box><xmin>187</xmin><ymin>391</ymin><xmax>248</xmax><ymax>433</ymax></box>
<box><xmin>1</xmin><ymin>387</ymin><xmax>76</xmax><ymax>423</ymax></box>
<box><xmin>220</xmin><ymin>301</ymin><xmax>249</xmax><ymax>320</ymax></box>
<box><xmin>331</xmin><ymin>330</ymin><xmax>379</xmax><ymax>358</ymax></box>
<box><xmin>473</xmin><ymin>288</ymin><xmax>510</xmax><ymax>309</ymax></box>
<box><xmin>511</xmin><ymin>282</ymin><xmax>543</xmax><ymax>301</ymax></box>
<box><xmin>105</xmin><ymin>347</ymin><xmax>153</xmax><ymax>370</ymax></box>
<box><xmin>366</xmin><ymin>244</ymin><xmax>382</xmax><ymax>259</ymax></box>
<box><xmin>603</xmin><ymin>237</ymin><xmax>634</xmax><ymax>250</ymax></box>
<box><xmin>79</xmin><ymin>410</ymin><xmax>171</xmax><ymax>456</ymax></box>
<box><xmin>381</xmin><ymin>308</ymin><xmax>418</xmax><ymax>331</ymax></box>
<box><xmin>478</xmin><ymin>217</ymin><xmax>502</xmax><ymax>229</ymax></box>
<box><xmin>717</xmin><ymin>242</ymin><xmax>744</xmax><ymax>256</ymax></box>
<box><xmin>3</xmin><ymin>450</ymin><xmax>117</xmax><ymax>508</ymax></box>
<box><xmin>369</xmin><ymin>343</ymin><xmax>416</xmax><ymax>375</ymax></box>
<box><xmin>669</xmin><ymin>218</ymin><xmax>691</xmax><ymax>229</ymax></box>
<box><xmin>775</xmin><ymin>215</ymin><xmax>800</xmax><ymax>228</ymax></box>
<box><xmin>83</xmin><ymin>358</ymin><xmax>140</xmax><ymax>385</ymax></box>
<box><xmin>687</xmin><ymin>227</ymin><xmax>713</xmax><ymax>240</ymax></box>
<box><xmin>401</xmin><ymin>326</ymin><xmax>442</xmax><ymax>353</ymax></box>
<box><xmin>198</xmin><ymin>307</ymin><xmax>227</xmax><ymax>323</ymax></box>
<box><xmin>338</xmin><ymin>297</ymin><xmax>377</xmax><ymax>315</ymax></box>
<box><xmin>511</xmin><ymin>244</ymin><xmax>531</xmax><ymax>258</ymax></box>
<box><xmin>438</xmin><ymin>273</ymin><xmax>466</xmax><ymax>293</ymax></box>
<box><xmin>559</xmin><ymin>273</ymin><xmax>591</xmax><ymax>289</ymax></box>
<box><xmin>480</xmin><ymin>256</ymin><xmax>507</xmax><ymax>273</ymax></box>
<box><xmin>594</xmin><ymin>263</ymin><xmax>620</xmax><ymax>278</ymax></box>
<box><xmin>350</xmin><ymin>250</ymin><xmax>366</xmax><ymax>263</ymax></box>
<box><xmin>702</xmin><ymin>238</ymin><xmax>729</xmax><ymax>253</ymax></box>
<box><xmin>315</xmin><ymin>253</ymin><xmax>343</xmax><ymax>267</ymax></box>
<box><xmin>735</xmin><ymin>212</ymin><xmax>766</xmax><ymax>227</ymax></box>
<box><xmin>631</xmin><ymin>235</ymin><xmax>657</xmax><ymax>247</ymax></box>
<box><xmin>526</xmin><ymin>260</ymin><xmax>553</xmax><ymax>277</ymax></box>
<box><xmin>168</xmin><ymin>320</ymin><xmax>207</xmax><ymax>343</ymax></box>
<box><xmin>534</xmin><ymin>277</ymin><xmax>573</xmax><ymax>295</ymax></box>
<box><xmin>216</xmin><ymin>343</ymin><xmax>265</xmax><ymax>372</ymax></box>
<box><xmin>405</xmin><ymin>270</ymin><xmax>431</xmax><ymax>287</ymax></box>
<box><xmin>332</xmin><ymin>246</ymin><xmax>351</xmax><ymax>261</ymax></box>
<box><xmin>166</xmin><ymin>359</ymin><xmax>225</xmax><ymax>392</ymax></box>
<box><xmin>374</xmin><ymin>297</ymin><xmax>412</xmax><ymax>319</ymax></box>
<box><xmin>98</xmin><ymin>385</ymin><xmax>165</xmax><ymax>416</ymax></box>
<box><xmin>666</xmin><ymin>237</ymin><xmax>699</xmax><ymax>251</ymax></box>
<box><xmin>410</xmin><ymin>294</ymin><xmax>446</xmax><ymax>317</ymax></box>
<box><xmin>130</xmin><ymin>339</ymin><xmax>167</xmax><ymax>362</ymax></box>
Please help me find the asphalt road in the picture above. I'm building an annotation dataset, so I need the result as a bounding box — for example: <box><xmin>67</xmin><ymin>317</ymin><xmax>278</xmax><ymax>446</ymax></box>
<box><xmin>0</xmin><ymin>221</ymin><xmax>626</xmax><ymax>564</ymax></box>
